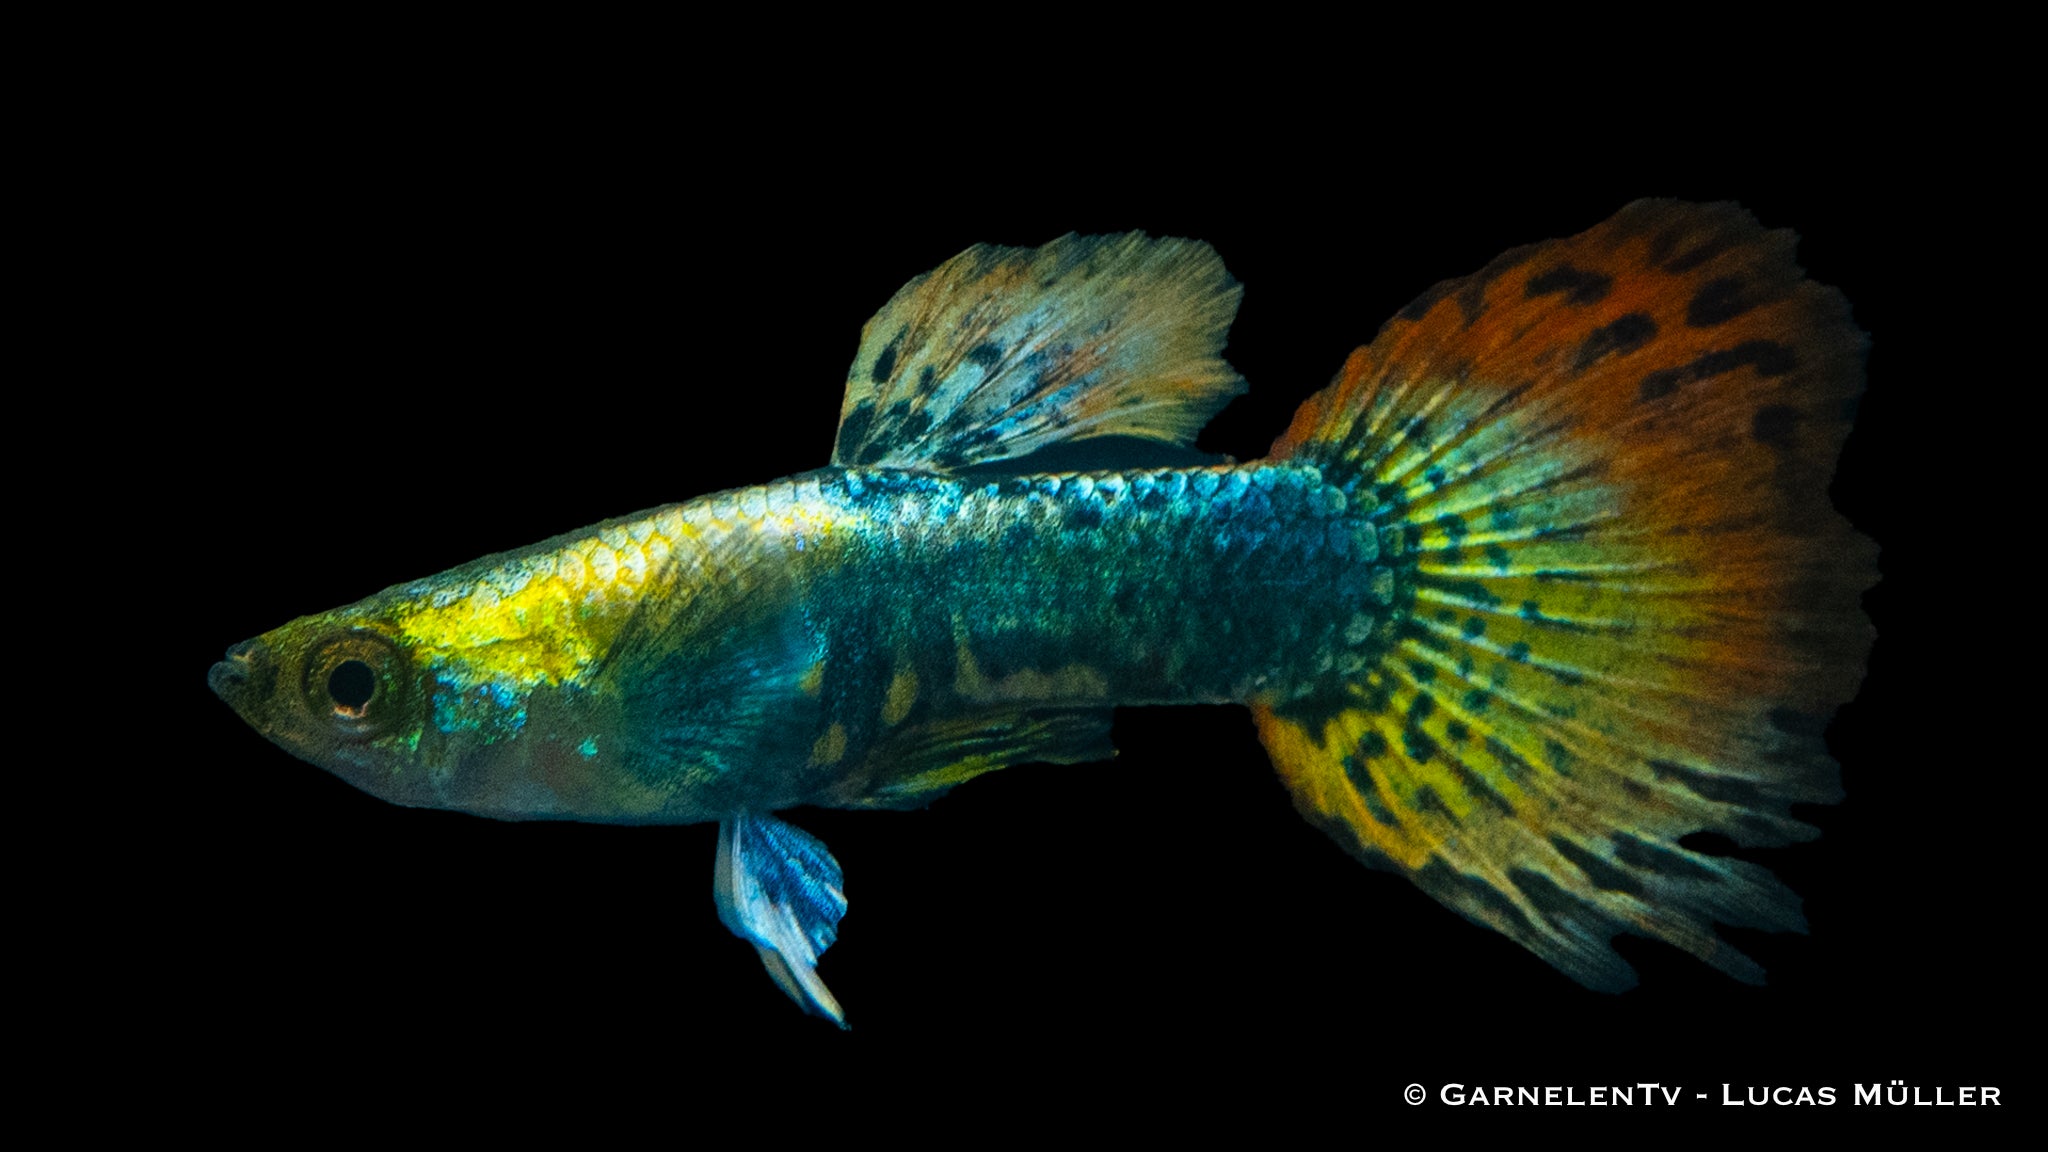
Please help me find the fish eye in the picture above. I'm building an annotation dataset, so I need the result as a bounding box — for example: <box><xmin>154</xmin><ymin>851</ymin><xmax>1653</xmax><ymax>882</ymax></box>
<box><xmin>301</xmin><ymin>630</ymin><xmax>413</xmax><ymax>739</ymax></box>
<box><xmin>327</xmin><ymin>659</ymin><xmax>376</xmax><ymax>712</ymax></box>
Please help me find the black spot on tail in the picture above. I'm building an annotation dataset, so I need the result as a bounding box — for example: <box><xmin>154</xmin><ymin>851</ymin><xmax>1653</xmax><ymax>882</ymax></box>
<box><xmin>1525</xmin><ymin>264</ymin><xmax>1613</xmax><ymax>306</ymax></box>
<box><xmin>1574</xmin><ymin>312</ymin><xmax>1657</xmax><ymax>371</ymax></box>
<box><xmin>1398</xmin><ymin>248</ymin><xmax>1536</xmax><ymax>326</ymax></box>
<box><xmin>1550</xmin><ymin>837</ymin><xmax>1646</xmax><ymax>896</ymax></box>
<box><xmin>1398</xmin><ymin>280</ymin><xmax>1457</xmax><ymax>323</ymax></box>
<box><xmin>1509</xmin><ymin>867</ymin><xmax>1597</xmax><ymax>928</ymax></box>
<box><xmin>1421</xmin><ymin>860</ymin><xmax>1537</xmax><ymax>935</ymax></box>
<box><xmin>1413</xmin><ymin>784</ymin><xmax>1450</xmax><ymax>816</ymax></box>
<box><xmin>1650</xmin><ymin>759</ymin><xmax>1771</xmax><ymax>810</ymax></box>
<box><xmin>1359</xmin><ymin>782</ymin><xmax>1398</xmax><ymax>827</ymax></box>
<box><xmin>1449</xmin><ymin>755</ymin><xmax>1513</xmax><ymax>815</ymax></box>
<box><xmin>1638</xmin><ymin>340</ymin><xmax>1801</xmax><ymax>401</ymax></box>
<box><xmin>1403</xmin><ymin>728</ymin><xmax>1439</xmax><ymax>764</ymax></box>
<box><xmin>1612</xmin><ymin>833</ymin><xmax>1716</xmax><ymax>882</ymax></box>
<box><xmin>1663</xmin><ymin>232</ymin><xmax>1738</xmax><ymax>273</ymax></box>
<box><xmin>1687</xmin><ymin>275</ymin><xmax>1759</xmax><ymax>327</ymax></box>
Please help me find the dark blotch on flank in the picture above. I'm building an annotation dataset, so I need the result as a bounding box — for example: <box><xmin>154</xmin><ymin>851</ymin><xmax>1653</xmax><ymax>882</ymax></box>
<box><xmin>1687</xmin><ymin>275</ymin><xmax>1758</xmax><ymax>327</ymax></box>
<box><xmin>968</xmin><ymin>342</ymin><xmax>1005</xmax><ymax>367</ymax></box>
<box><xmin>1574</xmin><ymin>312</ymin><xmax>1657</xmax><ymax>371</ymax></box>
<box><xmin>1525</xmin><ymin>264</ymin><xmax>1613</xmax><ymax>306</ymax></box>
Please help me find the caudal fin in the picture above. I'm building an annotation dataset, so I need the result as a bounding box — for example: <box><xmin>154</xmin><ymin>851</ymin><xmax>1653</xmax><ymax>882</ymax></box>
<box><xmin>1256</xmin><ymin>201</ymin><xmax>1871</xmax><ymax>988</ymax></box>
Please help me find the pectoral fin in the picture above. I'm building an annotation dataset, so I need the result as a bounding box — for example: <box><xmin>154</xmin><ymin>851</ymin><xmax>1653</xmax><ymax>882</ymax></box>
<box><xmin>714</xmin><ymin>813</ymin><xmax>850</xmax><ymax>1027</ymax></box>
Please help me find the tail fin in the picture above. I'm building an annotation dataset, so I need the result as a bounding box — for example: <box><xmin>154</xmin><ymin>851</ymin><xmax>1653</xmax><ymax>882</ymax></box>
<box><xmin>1256</xmin><ymin>201</ymin><xmax>1871</xmax><ymax>988</ymax></box>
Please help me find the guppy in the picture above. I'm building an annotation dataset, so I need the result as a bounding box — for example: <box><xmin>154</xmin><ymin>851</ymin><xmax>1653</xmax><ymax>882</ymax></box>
<box><xmin>211</xmin><ymin>202</ymin><xmax>1869</xmax><ymax>1025</ymax></box>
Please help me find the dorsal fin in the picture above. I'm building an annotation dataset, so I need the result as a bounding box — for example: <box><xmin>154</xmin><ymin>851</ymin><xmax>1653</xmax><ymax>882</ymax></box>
<box><xmin>832</xmin><ymin>233</ymin><xmax>1244</xmax><ymax>470</ymax></box>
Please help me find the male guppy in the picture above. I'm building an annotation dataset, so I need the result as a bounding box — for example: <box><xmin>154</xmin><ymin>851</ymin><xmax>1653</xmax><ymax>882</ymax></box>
<box><xmin>211</xmin><ymin>203</ymin><xmax>1870</xmax><ymax>1025</ymax></box>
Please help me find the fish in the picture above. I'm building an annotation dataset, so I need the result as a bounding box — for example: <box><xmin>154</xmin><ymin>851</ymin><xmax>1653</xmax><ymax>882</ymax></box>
<box><xmin>210</xmin><ymin>201</ymin><xmax>1871</xmax><ymax>1026</ymax></box>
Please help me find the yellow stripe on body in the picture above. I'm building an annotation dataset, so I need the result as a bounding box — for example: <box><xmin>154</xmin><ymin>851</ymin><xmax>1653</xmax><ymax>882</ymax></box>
<box><xmin>389</xmin><ymin>484</ymin><xmax>863</xmax><ymax>695</ymax></box>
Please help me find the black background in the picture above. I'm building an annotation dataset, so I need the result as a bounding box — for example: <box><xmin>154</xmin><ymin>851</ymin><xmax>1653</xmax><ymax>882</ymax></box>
<box><xmin>157</xmin><ymin>88</ymin><xmax>1992</xmax><ymax>1111</ymax></box>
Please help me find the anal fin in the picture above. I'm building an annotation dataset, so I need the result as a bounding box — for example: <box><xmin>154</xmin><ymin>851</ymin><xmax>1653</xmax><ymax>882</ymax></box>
<box><xmin>715</xmin><ymin>813</ymin><xmax>850</xmax><ymax>1027</ymax></box>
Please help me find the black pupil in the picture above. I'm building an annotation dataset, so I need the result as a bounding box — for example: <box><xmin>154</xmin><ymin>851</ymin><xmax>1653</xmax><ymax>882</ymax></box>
<box><xmin>328</xmin><ymin>659</ymin><xmax>377</xmax><ymax>710</ymax></box>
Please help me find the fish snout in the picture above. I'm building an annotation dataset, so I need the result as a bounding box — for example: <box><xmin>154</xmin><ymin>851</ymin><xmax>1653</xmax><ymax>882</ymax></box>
<box><xmin>209</xmin><ymin>638</ymin><xmax>277</xmax><ymax>708</ymax></box>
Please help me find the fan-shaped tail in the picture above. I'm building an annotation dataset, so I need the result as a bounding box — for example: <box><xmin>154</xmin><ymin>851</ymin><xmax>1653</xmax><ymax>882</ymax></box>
<box><xmin>1256</xmin><ymin>201</ymin><xmax>1871</xmax><ymax>987</ymax></box>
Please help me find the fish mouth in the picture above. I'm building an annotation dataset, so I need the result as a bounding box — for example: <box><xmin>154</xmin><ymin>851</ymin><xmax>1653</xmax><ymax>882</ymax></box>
<box><xmin>209</xmin><ymin>638</ymin><xmax>276</xmax><ymax>709</ymax></box>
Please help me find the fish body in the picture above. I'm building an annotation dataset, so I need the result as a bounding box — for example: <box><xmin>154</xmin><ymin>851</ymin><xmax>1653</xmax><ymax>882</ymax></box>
<box><xmin>213</xmin><ymin>207</ymin><xmax>1870</xmax><ymax>1024</ymax></box>
<box><xmin>222</xmin><ymin>460</ymin><xmax>1365</xmax><ymax>823</ymax></box>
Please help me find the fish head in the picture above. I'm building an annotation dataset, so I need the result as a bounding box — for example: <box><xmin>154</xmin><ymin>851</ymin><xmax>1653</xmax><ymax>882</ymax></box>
<box><xmin>209</xmin><ymin>582</ymin><xmax>730</xmax><ymax>824</ymax></box>
<box><xmin>210</xmin><ymin>607</ymin><xmax>450</xmax><ymax>810</ymax></box>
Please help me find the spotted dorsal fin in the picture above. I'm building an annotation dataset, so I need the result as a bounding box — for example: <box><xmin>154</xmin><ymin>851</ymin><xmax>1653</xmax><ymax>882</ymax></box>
<box><xmin>833</xmin><ymin>233</ymin><xmax>1244</xmax><ymax>470</ymax></box>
